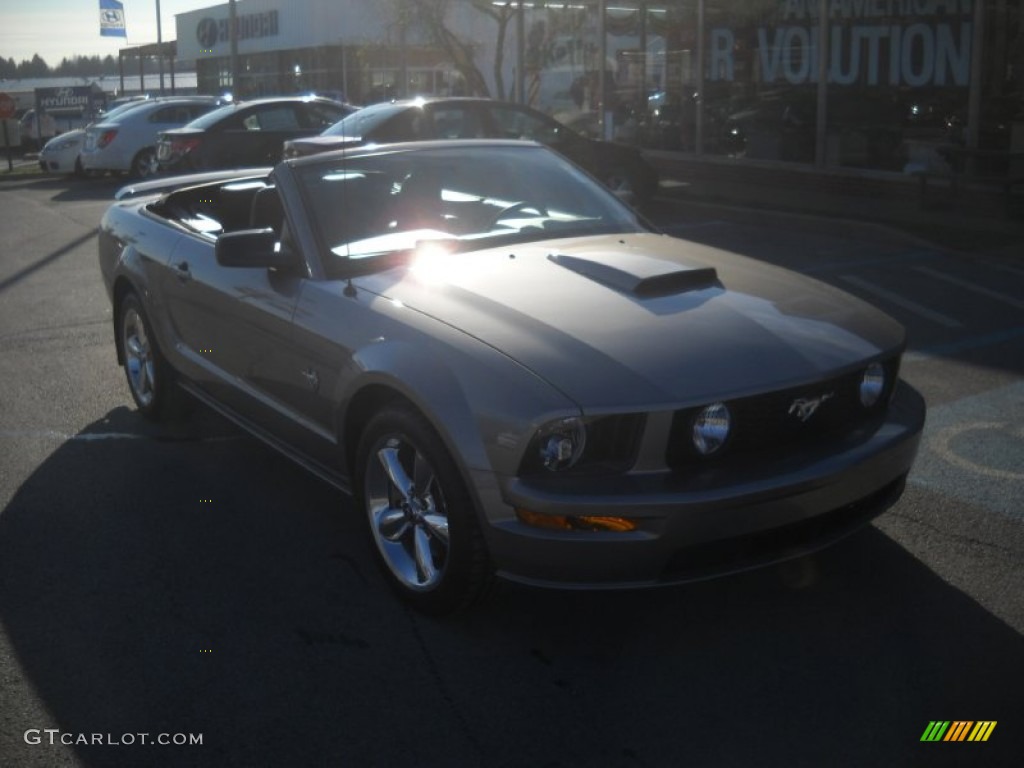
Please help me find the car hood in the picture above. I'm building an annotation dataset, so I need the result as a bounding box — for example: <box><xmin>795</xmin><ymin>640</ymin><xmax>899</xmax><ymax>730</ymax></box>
<box><xmin>355</xmin><ymin>233</ymin><xmax>905</xmax><ymax>409</ymax></box>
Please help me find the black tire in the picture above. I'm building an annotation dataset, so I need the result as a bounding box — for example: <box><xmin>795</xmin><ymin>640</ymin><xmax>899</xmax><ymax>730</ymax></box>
<box><xmin>131</xmin><ymin>147</ymin><xmax>159</xmax><ymax>179</ymax></box>
<box><xmin>117</xmin><ymin>292</ymin><xmax>184</xmax><ymax>422</ymax></box>
<box><xmin>355</xmin><ymin>404</ymin><xmax>493</xmax><ymax>614</ymax></box>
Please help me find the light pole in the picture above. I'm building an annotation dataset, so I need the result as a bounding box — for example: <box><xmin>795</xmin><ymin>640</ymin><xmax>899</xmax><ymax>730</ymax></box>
<box><xmin>229</xmin><ymin>0</ymin><xmax>240</xmax><ymax>96</ymax></box>
<box><xmin>156</xmin><ymin>0</ymin><xmax>165</xmax><ymax>94</ymax></box>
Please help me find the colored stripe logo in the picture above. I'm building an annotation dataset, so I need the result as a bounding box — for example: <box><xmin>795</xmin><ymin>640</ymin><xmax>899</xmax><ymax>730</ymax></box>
<box><xmin>921</xmin><ymin>721</ymin><xmax>997</xmax><ymax>742</ymax></box>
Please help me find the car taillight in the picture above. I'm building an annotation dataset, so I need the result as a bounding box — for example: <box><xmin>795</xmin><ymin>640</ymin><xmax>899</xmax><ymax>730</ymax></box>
<box><xmin>97</xmin><ymin>129</ymin><xmax>118</xmax><ymax>149</ymax></box>
<box><xmin>172</xmin><ymin>137</ymin><xmax>202</xmax><ymax>154</ymax></box>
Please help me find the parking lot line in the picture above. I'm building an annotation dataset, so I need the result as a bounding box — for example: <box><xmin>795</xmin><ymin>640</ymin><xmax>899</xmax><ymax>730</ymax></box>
<box><xmin>912</xmin><ymin>266</ymin><xmax>1024</xmax><ymax>311</ymax></box>
<box><xmin>838</xmin><ymin>275</ymin><xmax>964</xmax><ymax>329</ymax></box>
<box><xmin>903</xmin><ymin>325</ymin><xmax>1024</xmax><ymax>363</ymax></box>
<box><xmin>802</xmin><ymin>249</ymin><xmax>940</xmax><ymax>275</ymax></box>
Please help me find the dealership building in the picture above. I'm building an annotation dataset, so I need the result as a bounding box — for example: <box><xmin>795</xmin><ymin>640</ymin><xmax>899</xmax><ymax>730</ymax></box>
<box><xmin>173</xmin><ymin>0</ymin><xmax>1022</xmax><ymax>176</ymax></box>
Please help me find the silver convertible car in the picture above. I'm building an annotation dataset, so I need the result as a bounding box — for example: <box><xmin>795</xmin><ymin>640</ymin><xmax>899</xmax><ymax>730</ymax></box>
<box><xmin>99</xmin><ymin>140</ymin><xmax>925</xmax><ymax>613</ymax></box>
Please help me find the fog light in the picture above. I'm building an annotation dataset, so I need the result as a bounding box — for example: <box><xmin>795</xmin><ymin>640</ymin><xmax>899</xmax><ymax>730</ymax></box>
<box><xmin>692</xmin><ymin>402</ymin><xmax>731</xmax><ymax>455</ymax></box>
<box><xmin>860</xmin><ymin>362</ymin><xmax>886</xmax><ymax>407</ymax></box>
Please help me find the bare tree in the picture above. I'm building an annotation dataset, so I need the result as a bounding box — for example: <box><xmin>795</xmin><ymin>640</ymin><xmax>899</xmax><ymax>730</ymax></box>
<box><xmin>403</xmin><ymin>0</ymin><xmax>518</xmax><ymax>98</ymax></box>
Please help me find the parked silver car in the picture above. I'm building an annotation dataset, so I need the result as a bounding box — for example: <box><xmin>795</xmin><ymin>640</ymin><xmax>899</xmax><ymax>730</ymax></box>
<box><xmin>81</xmin><ymin>96</ymin><xmax>222</xmax><ymax>178</ymax></box>
<box><xmin>99</xmin><ymin>140</ymin><xmax>925</xmax><ymax>613</ymax></box>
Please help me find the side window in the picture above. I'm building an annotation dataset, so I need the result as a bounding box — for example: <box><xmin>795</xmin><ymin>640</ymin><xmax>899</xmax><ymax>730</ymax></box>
<box><xmin>242</xmin><ymin>106</ymin><xmax>302</xmax><ymax>131</ymax></box>
<box><xmin>149</xmin><ymin>105</ymin><xmax>207</xmax><ymax>124</ymax></box>
<box><xmin>303</xmin><ymin>103</ymin><xmax>347</xmax><ymax>130</ymax></box>
<box><xmin>372</xmin><ymin>110</ymin><xmax>422</xmax><ymax>142</ymax></box>
<box><xmin>489</xmin><ymin>106</ymin><xmax>563</xmax><ymax>145</ymax></box>
<box><xmin>218</xmin><ymin>112</ymin><xmax>246</xmax><ymax>130</ymax></box>
<box><xmin>429</xmin><ymin>106</ymin><xmax>484</xmax><ymax>139</ymax></box>
<box><xmin>149</xmin><ymin>106</ymin><xmax>185</xmax><ymax>124</ymax></box>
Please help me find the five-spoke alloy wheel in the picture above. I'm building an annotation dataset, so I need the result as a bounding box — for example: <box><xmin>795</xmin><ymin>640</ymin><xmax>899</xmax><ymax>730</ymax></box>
<box><xmin>118</xmin><ymin>292</ymin><xmax>180</xmax><ymax>421</ymax></box>
<box><xmin>357</xmin><ymin>404</ymin><xmax>492</xmax><ymax>614</ymax></box>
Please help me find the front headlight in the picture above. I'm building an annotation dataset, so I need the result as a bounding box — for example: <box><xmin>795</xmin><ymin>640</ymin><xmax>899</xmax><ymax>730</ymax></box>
<box><xmin>859</xmin><ymin>362</ymin><xmax>886</xmax><ymax>407</ymax></box>
<box><xmin>521</xmin><ymin>414</ymin><xmax>646</xmax><ymax>475</ymax></box>
<box><xmin>537</xmin><ymin>417</ymin><xmax>586</xmax><ymax>472</ymax></box>
<box><xmin>691</xmin><ymin>402</ymin><xmax>731</xmax><ymax>455</ymax></box>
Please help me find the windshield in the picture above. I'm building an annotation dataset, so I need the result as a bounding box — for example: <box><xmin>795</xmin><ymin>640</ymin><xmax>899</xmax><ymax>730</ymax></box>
<box><xmin>294</xmin><ymin>144</ymin><xmax>650</xmax><ymax>276</ymax></box>
<box><xmin>99</xmin><ymin>100</ymin><xmax>148</xmax><ymax>122</ymax></box>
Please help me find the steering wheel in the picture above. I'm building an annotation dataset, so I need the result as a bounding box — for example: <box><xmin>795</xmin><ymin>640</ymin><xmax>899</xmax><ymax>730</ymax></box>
<box><xmin>484</xmin><ymin>201</ymin><xmax>548</xmax><ymax>230</ymax></box>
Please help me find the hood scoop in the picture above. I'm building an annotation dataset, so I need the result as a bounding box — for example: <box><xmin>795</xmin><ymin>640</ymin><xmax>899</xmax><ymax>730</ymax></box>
<box><xmin>548</xmin><ymin>251</ymin><xmax>719</xmax><ymax>298</ymax></box>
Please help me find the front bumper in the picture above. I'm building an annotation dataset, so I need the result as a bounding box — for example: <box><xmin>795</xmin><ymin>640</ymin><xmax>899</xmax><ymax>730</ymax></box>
<box><xmin>480</xmin><ymin>381</ymin><xmax>925</xmax><ymax>588</ymax></box>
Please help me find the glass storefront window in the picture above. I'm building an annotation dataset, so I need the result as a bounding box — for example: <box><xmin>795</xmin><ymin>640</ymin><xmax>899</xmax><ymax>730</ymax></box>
<box><xmin>639</xmin><ymin>2</ymin><xmax>699</xmax><ymax>150</ymax></box>
<box><xmin>702</xmin><ymin>0</ymin><xmax>818</xmax><ymax>163</ymax></box>
<box><xmin>522</xmin><ymin>1</ymin><xmax>602</xmax><ymax>116</ymax></box>
<box><xmin>824</xmin><ymin>1</ymin><xmax>972</xmax><ymax>171</ymax></box>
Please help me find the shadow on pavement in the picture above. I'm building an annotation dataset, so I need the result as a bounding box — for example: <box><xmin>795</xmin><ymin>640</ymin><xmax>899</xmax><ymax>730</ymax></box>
<box><xmin>1</xmin><ymin>410</ymin><xmax>1021</xmax><ymax>767</ymax></box>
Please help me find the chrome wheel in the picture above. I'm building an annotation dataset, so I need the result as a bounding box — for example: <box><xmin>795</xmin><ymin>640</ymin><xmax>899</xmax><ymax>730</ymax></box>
<box><xmin>118</xmin><ymin>292</ymin><xmax>184</xmax><ymax>422</ymax></box>
<box><xmin>365</xmin><ymin>435</ymin><xmax>450</xmax><ymax>591</ymax></box>
<box><xmin>122</xmin><ymin>305</ymin><xmax>156</xmax><ymax>408</ymax></box>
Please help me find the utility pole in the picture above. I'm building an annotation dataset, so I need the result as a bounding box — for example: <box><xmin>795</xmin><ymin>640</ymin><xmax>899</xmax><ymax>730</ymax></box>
<box><xmin>229</xmin><ymin>0</ymin><xmax>240</xmax><ymax>96</ymax></box>
<box><xmin>156</xmin><ymin>0</ymin><xmax>165</xmax><ymax>94</ymax></box>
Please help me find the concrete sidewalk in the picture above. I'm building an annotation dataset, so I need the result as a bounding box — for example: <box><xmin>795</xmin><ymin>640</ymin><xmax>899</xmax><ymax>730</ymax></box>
<box><xmin>649</xmin><ymin>152</ymin><xmax>1024</xmax><ymax>254</ymax></box>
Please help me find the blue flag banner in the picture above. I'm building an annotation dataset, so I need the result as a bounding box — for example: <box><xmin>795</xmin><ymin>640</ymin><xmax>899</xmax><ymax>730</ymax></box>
<box><xmin>100</xmin><ymin>0</ymin><xmax>127</xmax><ymax>38</ymax></box>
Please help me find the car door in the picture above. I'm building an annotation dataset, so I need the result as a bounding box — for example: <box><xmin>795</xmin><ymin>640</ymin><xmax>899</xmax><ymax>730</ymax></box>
<box><xmin>218</xmin><ymin>103</ymin><xmax>308</xmax><ymax>167</ymax></box>
<box><xmin>157</xmin><ymin>205</ymin><xmax>305</xmax><ymax>427</ymax></box>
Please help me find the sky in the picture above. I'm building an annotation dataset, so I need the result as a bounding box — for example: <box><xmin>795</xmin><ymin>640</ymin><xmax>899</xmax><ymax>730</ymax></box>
<box><xmin>0</xmin><ymin>0</ymin><xmax>221</xmax><ymax>67</ymax></box>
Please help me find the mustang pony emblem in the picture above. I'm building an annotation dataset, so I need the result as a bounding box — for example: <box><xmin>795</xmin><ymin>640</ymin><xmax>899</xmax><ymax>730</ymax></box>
<box><xmin>788</xmin><ymin>393</ymin><xmax>834</xmax><ymax>422</ymax></box>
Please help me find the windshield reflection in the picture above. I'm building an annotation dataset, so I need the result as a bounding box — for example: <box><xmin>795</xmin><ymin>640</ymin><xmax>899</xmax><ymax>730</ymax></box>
<box><xmin>295</xmin><ymin>144</ymin><xmax>649</xmax><ymax>275</ymax></box>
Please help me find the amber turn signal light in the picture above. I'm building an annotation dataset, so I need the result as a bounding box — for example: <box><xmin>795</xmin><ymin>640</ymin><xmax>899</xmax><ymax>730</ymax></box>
<box><xmin>515</xmin><ymin>508</ymin><xmax>636</xmax><ymax>532</ymax></box>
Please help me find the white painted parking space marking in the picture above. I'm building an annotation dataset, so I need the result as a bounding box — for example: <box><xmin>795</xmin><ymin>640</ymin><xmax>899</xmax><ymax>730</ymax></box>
<box><xmin>0</xmin><ymin>429</ymin><xmax>242</xmax><ymax>443</ymax></box>
<box><xmin>912</xmin><ymin>266</ymin><xmax>1024</xmax><ymax>311</ymax></box>
<box><xmin>903</xmin><ymin>326</ymin><xmax>1024</xmax><ymax>363</ymax></box>
<box><xmin>979</xmin><ymin>260</ymin><xmax>1024</xmax><ymax>280</ymax></box>
<box><xmin>839</xmin><ymin>275</ymin><xmax>964</xmax><ymax>329</ymax></box>
<box><xmin>803</xmin><ymin>249</ymin><xmax>940</xmax><ymax>275</ymax></box>
<box><xmin>931</xmin><ymin>421</ymin><xmax>1024</xmax><ymax>481</ymax></box>
<box><xmin>910</xmin><ymin>381</ymin><xmax>1024</xmax><ymax>520</ymax></box>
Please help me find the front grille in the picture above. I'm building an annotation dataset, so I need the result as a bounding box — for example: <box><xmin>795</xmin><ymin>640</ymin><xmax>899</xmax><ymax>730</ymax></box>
<box><xmin>666</xmin><ymin>358</ymin><xmax>898</xmax><ymax>469</ymax></box>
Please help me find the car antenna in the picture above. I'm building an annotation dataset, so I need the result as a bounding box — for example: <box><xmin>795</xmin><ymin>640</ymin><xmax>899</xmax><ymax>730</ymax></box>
<box><xmin>344</xmin><ymin>278</ymin><xmax>357</xmax><ymax>298</ymax></box>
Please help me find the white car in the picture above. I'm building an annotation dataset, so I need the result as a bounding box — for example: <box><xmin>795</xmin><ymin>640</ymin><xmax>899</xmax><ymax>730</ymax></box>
<box><xmin>36</xmin><ymin>101</ymin><xmax>154</xmax><ymax>177</ymax></box>
<box><xmin>38</xmin><ymin>130</ymin><xmax>87</xmax><ymax>175</ymax></box>
<box><xmin>80</xmin><ymin>97</ymin><xmax>221</xmax><ymax>178</ymax></box>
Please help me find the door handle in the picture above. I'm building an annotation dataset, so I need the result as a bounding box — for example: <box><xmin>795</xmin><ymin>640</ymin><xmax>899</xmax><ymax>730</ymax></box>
<box><xmin>173</xmin><ymin>261</ymin><xmax>192</xmax><ymax>282</ymax></box>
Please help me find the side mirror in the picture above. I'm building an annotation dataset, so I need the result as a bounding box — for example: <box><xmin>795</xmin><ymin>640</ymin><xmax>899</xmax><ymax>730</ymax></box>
<box><xmin>215</xmin><ymin>229</ymin><xmax>296</xmax><ymax>269</ymax></box>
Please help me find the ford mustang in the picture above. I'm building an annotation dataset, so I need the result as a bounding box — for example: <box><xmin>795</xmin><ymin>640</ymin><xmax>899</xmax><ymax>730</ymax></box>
<box><xmin>98</xmin><ymin>140</ymin><xmax>925</xmax><ymax>613</ymax></box>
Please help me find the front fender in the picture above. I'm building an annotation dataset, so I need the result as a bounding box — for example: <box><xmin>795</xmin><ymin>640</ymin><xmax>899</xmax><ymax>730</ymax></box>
<box><xmin>99</xmin><ymin>202</ymin><xmax>183</xmax><ymax>365</ymax></box>
<box><xmin>340</xmin><ymin>335</ymin><xmax>579</xmax><ymax>480</ymax></box>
